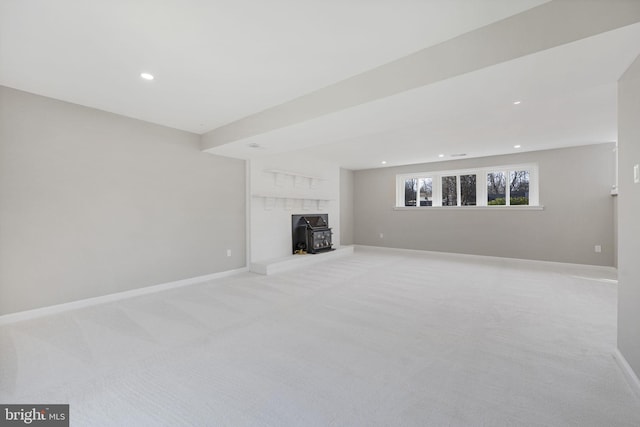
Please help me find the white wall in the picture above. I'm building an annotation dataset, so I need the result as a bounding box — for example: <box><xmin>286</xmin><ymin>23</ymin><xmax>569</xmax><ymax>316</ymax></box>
<box><xmin>249</xmin><ymin>154</ymin><xmax>340</xmax><ymax>262</ymax></box>
<box><xmin>0</xmin><ymin>86</ymin><xmax>246</xmax><ymax>315</ymax></box>
<box><xmin>617</xmin><ymin>54</ymin><xmax>640</xmax><ymax>379</ymax></box>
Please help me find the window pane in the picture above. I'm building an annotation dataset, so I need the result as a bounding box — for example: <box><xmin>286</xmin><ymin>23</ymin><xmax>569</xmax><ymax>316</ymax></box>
<box><xmin>487</xmin><ymin>172</ymin><xmax>506</xmax><ymax>205</ymax></box>
<box><xmin>510</xmin><ymin>170</ymin><xmax>530</xmax><ymax>205</ymax></box>
<box><xmin>419</xmin><ymin>178</ymin><xmax>432</xmax><ymax>206</ymax></box>
<box><xmin>460</xmin><ymin>174</ymin><xmax>476</xmax><ymax>206</ymax></box>
<box><xmin>404</xmin><ymin>178</ymin><xmax>417</xmax><ymax>206</ymax></box>
<box><xmin>442</xmin><ymin>176</ymin><xmax>457</xmax><ymax>206</ymax></box>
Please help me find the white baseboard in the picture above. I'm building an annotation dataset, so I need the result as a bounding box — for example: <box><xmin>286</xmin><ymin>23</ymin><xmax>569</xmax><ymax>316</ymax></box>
<box><xmin>613</xmin><ymin>348</ymin><xmax>640</xmax><ymax>399</ymax></box>
<box><xmin>354</xmin><ymin>245</ymin><xmax>617</xmax><ymax>276</ymax></box>
<box><xmin>0</xmin><ymin>267</ymin><xmax>248</xmax><ymax>326</ymax></box>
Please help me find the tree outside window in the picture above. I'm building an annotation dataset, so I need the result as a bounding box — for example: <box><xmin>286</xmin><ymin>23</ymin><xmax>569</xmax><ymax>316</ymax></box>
<box><xmin>510</xmin><ymin>170</ymin><xmax>529</xmax><ymax>205</ymax></box>
<box><xmin>487</xmin><ymin>172</ymin><xmax>506</xmax><ymax>205</ymax></box>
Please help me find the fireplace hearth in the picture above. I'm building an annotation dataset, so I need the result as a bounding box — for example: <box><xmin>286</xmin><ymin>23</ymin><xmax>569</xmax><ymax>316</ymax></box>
<box><xmin>292</xmin><ymin>214</ymin><xmax>333</xmax><ymax>254</ymax></box>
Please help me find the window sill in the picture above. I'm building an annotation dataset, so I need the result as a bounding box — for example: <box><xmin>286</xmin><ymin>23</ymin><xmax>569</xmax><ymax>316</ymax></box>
<box><xmin>393</xmin><ymin>205</ymin><xmax>545</xmax><ymax>211</ymax></box>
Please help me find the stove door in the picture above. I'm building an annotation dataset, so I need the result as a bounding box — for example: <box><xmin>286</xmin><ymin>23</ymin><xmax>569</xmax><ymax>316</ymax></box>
<box><xmin>311</xmin><ymin>230</ymin><xmax>332</xmax><ymax>252</ymax></box>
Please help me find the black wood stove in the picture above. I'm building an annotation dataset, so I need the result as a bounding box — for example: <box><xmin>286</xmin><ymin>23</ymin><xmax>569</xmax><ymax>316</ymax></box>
<box><xmin>292</xmin><ymin>214</ymin><xmax>333</xmax><ymax>254</ymax></box>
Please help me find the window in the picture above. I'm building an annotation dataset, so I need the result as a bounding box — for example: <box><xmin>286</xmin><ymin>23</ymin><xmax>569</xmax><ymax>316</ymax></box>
<box><xmin>396</xmin><ymin>163</ymin><xmax>538</xmax><ymax>208</ymax></box>
<box><xmin>419</xmin><ymin>178</ymin><xmax>432</xmax><ymax>206</ymax></box>
<box><xmin>404</xmin><ymin>178</ymin><xmax>417</xmax><ymax>207</ymax></box>
<box><xmin>510</xmin><ymin>170</ymin><xmax>529</xmax><ymax>205</ymax></box>
<box><xmin>487</xmin><ymin>172</ymin><xmax>506</xmax><ymax>205</ymax></box>
<box><xmin>487</xmin><ymin>169</ymin><xmax>531</xmax><ymax>206</ymax></box>
<box><xmin>441</xmin><ymin>176</ymin><xmax>457</xmax><ymax>206</ymax></box>
<box><xmin>405</xmin><ymin>177</ymin><xmax>434</xmax><ymax>206</ymax></box>
<box><xmin>460</xmin><ymin>174</ymin><xmax>476</xmax><ymax>206</ymax></box>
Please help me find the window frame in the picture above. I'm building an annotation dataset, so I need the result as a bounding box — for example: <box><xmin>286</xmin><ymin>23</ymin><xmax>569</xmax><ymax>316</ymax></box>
<box><xmin>396</xmin><ymin>163</ymin><xmax>539</xmax><ymax>208</ymax></box>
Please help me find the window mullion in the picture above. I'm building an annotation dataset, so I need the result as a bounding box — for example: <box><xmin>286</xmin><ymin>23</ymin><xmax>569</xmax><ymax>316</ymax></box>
<box><xmin>479</xmin><ymin>171</ymin><xmax>486</xmax><ymax>206</ymax></box>
<box><xmin>505</xmin><ymin>170</ymin><xmax>510</xmax><ymax>206</ymax></box>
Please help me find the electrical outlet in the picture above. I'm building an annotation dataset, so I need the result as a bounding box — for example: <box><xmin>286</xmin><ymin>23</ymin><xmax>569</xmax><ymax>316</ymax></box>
<box><xmin>379</xmin><ymin>233</ymin><xmax>384</xmax><ymax>239</ymax></box>
<box><xmin>634</xmin><ymin>164</ymin><xmax>639</xmax><ymax>184</ymax></box>
<box><xmin>594</xmin><ymin>245</ymin><xmax>602</xmax><ymax>253</ymax></box>
<box><xmin>226</xmin><ymin>249</ymin><xmax>232</xmax><ymax>257</ymax></box>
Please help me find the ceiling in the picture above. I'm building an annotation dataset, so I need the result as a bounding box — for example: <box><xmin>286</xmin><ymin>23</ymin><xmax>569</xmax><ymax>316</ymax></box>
<box><xmin>253</xmin><ymin>23</ymin><xmax>640</xmax><ymax>169</ymax></box>
<box><xmin>2</xmin><ymin>0</ymin><xmax>640</xmax><ymax>170</ymax></box>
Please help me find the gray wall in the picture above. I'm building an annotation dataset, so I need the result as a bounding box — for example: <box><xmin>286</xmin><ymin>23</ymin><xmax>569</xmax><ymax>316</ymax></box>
<box><xmin>340</xmin><ymin>168</ymin><xmax>355</xmax><ymax>245</ymax></box>
<box><xmin>617</xmin><ymin>55</ymin><xmax>640</xmax><ymax>379</ymax></box>
<box><xmin>0</xmin><ymin>86</ymin><xmax>246</xmax><ymax>316</ymax></box>
<box><xmin>354</xmin><ymin>144</ymin><xmax>616</xmax><ymax>266</ymax></box>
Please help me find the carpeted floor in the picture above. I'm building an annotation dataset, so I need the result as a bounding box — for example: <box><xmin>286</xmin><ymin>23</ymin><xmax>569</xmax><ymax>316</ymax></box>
<box><xmin>1</xmin><ymin>247</ymin><xmax>639</xmax><ymax>426</ymax></box>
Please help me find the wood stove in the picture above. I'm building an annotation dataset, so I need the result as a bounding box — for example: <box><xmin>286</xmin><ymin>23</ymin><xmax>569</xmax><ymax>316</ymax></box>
<box><xmin>292</xmin><ymin>214</ymin><xmax>333</xmax><ymax>254</ymax></box>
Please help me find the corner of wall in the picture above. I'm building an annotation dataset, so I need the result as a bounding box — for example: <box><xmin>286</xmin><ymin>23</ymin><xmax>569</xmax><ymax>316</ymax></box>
<box><xmin>616</xmin><ymin>53</ymin><xmax>640</xmax><ymax>383</ymax></box>
<box><xmin>340</xmin><ymin>168</ymin><xmax>355</xmax><ymax>245</ymax></box>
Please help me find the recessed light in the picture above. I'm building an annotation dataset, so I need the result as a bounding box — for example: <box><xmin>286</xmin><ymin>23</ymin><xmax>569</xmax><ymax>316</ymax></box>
<box><xmin>514</xmin><ymin>144</ymin><xmax>521</xmax><ymax>149</ymax></box>
<box><xmin>513</xmin><ymin>100</ymin><xmax>521</xmax><ymax>105</ymax></box>
<box><xmin>140</xmin><ymin>72</ymin><xmax>154</xmax><ymax>80</ymax></box>
<box><xmin>381</xmin><ymin>161</ymin><xmax>387</xmax><ymax>165</ymax></box>
<box><xmin>438</xmin><ymin>154</ymin><xmax>445</xmax><ymax>158</ymax></box>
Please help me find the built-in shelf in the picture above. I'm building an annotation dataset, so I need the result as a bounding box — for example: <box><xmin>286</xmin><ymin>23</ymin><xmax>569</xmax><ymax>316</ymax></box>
<box><xmin>265</xmin><ymin>169</ymin><xmax>324</xmax><ymax>181</ymax></box>
<box><xmin>265</xmin><ymin>169</ymin><xmax>325</xmax><ymax>189</ymax></box>
<box><xmin>258</xmin><ymin>169</ymin><xmax>330</xmax><ymax>210</ymax></box>
<box><xmin>252</xmin><ymin>194</ymin><xmax>333</xmax><ymax>211</ymax></box>
<box><xmin>252</xmin><ymin>194</ymin><xmax>332</xmax><ymax>201</ymax></box>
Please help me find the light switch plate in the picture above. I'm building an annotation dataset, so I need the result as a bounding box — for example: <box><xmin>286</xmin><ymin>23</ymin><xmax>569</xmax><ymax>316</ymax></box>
<box><xmin>635</xmin><ymin>164</ymin><xmax>640</xmax><ymax>184</ymax></box>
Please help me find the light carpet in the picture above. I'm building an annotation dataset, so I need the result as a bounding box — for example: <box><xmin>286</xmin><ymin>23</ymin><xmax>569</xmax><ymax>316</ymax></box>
<box><xmin>1</xmin><ymin>247</ymin><xmax>639</xmax><ymax>426</ymax></box>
